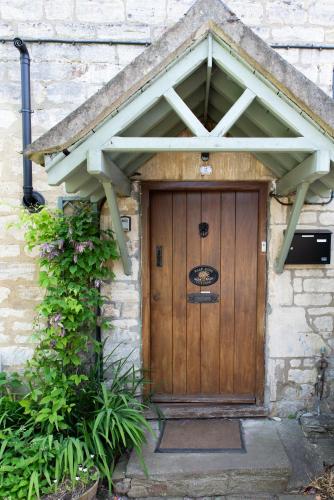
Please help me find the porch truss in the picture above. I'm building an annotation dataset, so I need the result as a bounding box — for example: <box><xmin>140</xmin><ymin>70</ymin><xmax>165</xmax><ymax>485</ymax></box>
<box><xmin>44</xmin><ymin>34</ymin><xmax>334</xmax><ymax>274</ymax></box>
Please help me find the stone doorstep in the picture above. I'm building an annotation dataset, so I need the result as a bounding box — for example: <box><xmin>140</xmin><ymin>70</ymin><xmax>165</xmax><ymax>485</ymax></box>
<box><xmin>113</xmin><ymin>419</ymin><xmax>292</xmax><ymax>498</ymax></box>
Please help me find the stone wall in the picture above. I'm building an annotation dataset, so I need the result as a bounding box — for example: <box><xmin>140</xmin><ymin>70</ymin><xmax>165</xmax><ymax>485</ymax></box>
<box><xmin>0</xmin><ymin>0</ymin><xmax>334</xmax><ymax>414</ymax></box>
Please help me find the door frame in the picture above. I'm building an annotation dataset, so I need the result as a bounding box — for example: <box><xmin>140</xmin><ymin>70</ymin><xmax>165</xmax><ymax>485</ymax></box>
<box><xmin>141</xmin><ymin>181</ymin><xmax>268</xmax><ymax>405</ymax></box>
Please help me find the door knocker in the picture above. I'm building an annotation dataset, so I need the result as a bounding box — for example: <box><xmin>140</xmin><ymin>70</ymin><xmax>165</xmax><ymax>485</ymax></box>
<box><xmin>199</xmin><ymin>222</ymin><xmax>209</xmax><ymax>238</ymax></box>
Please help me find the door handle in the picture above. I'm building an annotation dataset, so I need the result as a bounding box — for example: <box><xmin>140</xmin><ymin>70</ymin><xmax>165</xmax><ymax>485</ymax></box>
<box><xmin>156</xmin><ymin>246</ymin><xmax>163</xmax><ymax>267</ymax></box>
<box><xmin>152</xmin><ymin>292</ymin><xmax>160</xmax><ymax>301</ymax></box>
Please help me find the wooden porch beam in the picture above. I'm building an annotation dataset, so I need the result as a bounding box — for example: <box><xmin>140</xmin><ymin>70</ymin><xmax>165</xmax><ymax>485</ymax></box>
<box><xmin>163</xmin><ymin>87</ymin><xmax>209</xmax><ymax>137</ymax></box>
<box><xmin>210</xmin><ymin>88</ymin><xmax>256</xmax><ymax>137</ymax></box>
<box><xmin>274</xmin><ymin>182</ymin><xmax>310</xmax><ymax>274</ymax></box>
<box><xmin>87</xmin><ymin>149</ymin><xmax>131</xmax><ymax>196</ymax></box>
<box><xmin>275</xmin><ymin>150</ymin><xmax>331</xmax><ymax>196</ymax></box>
<box><xmin>212</xmin><ymin>39</ymin><xmax>334</xmax><ymax>159</ymax></box>
<box><xmin>104</xmin><ymin>137</ymin><xmax>317</xmax><ymax>153</ymax></box>
<box><xmin>45</xmin><ymin>40</ymin><xmax>207</xmax><ymax>183</ymax></box>
<box><xmin>102</xmin><ymin>182</ymin><xmax>132</xmax><ymax>276</ymax></box>
<box><xmin>204</xmin><ymin>33</ymin><xmax>213</xmax><ymax>122</ymax></box>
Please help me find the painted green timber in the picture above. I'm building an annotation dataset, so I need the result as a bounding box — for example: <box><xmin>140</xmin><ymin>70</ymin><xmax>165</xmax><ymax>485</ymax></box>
<box><xmin>104</xmin><ymin>137</ymin><xmax>316</xmax><ymax>153</ymax></box>
<box><xmin>163</xmin><ymin>87</ymin><xmax>209</xmax><ymax>136</ymax></box>
<box><xmin>102</xmin><ymin>182</ymin><xmax>132</xmax><ymax>276</ymax></box>
<box><xmin>276</xmin><ymin>150</ymin><xmax>331</xmax><ymax>196</ymax></box>
<box><xmin>45</xmin><ymin>40</ymin><xmax>207</xmax><ymax>184</ymax></box>
<box><xmin>211</xmin><ymin>88</ymin><xmax>256</xmax><ymax>136</ymax></box>
<box><xmin>204</xmin><ymin>33</ymin><xmax>213</xmax><ymax>122</ymax></box>
<box><xmin>275</xmin><ymin>182</ymin><xmax>310</xmax><ymax>274</ymax></box>
<box><xmin>87</xmin><ymin>149</ymin><xmax>131</xmax><ymax>196</ymax></box>
<box><xmin>212</xmin><ymin>38</ymin><xmax>334</xmax><ymax>159</ymax></box>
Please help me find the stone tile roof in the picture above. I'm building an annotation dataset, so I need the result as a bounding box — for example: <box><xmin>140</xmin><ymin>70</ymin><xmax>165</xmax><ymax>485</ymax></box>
<box><xmin>27</xmin><ymin>0</ymin><xmax>334</xmax><ymax>165</ymax></box>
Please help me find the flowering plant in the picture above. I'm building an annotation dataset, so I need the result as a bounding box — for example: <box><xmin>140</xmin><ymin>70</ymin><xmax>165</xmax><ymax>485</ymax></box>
<box><xmin>1</xmin><ymin>203</ymin><xmax>150</xmax><ymax>499</ymax></box>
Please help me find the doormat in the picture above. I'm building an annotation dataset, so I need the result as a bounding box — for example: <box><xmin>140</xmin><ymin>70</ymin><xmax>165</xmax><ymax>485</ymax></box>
<box><xmin>155</xmin><ymin>418</ymin><xmax>245</xmax><ymax>453</ymax></box>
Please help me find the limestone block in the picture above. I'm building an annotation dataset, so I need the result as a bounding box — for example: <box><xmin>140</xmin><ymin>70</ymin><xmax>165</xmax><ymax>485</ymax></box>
<box><xmin>268</xmin><ymin>270</ymin><xmax>293</xmax><ymax>306</ymax></box>
<box><xmin>102</xmin><ymin>302</ymin><xmax>121</xmax><ymax>319</ymax></box>
<box><xmin>13</xmin><ymin>321</ymin><xmax>34</xmax><ymax>332</ymax></box>
<box><xmin>0</xmin><ymin>287</ymin><xmax>10</xmax><ymax>304</ymax></box>
<box><xmin>0</xmin><ymin>333</ymin><xmax>10</xmax><ymax>344</ymax></box>
<box><xmin>1</xmin><ymin>0</ymin><xmax>43</xmax><ymax>20</ymax></box>
<box><xmin>96</xmin><ymin>22</ymin><xmax>150</xmax><ymax>41</ymax></box>
<box><xmin>299</xmin><ymin>212</ymin><xmax>317</xmax><ymax>224</ymax></box>
<box><xmin>294</xmin><ymin>293</ymin><xmax>332</xmax><ymax>306</ymax></box>
<box><xmin>0</xmin><ymin>308</ymin><xmax>29</xmax><ymax>319</ymax></box>
<box><xmin>0</xmin><ymin>245</ymin><xmax>20</xmax><ymax>258</ymax></box>
<box><xmin>16</xmin><ymin>286</ymin><xmax>44</xmax><ymax>302</ymax></box>
<box><xmin>17</xmin><ymin>22</ymin><xmax>55</xmax><ymax>38</ymax></box>
<box><xmin>293</xmin><ymin>278</ymin><xmax>303</xmax><ymax>293</ymax></box>
<box><xmin>272</xmin><ymin>26</ymin><xmax>324</xmax><ymax>42</ymax></box>
<box><xmin>0</xmin><ymin>21</ymin><xmax>15</xmax><ymax>37</ymax></box>
<box><xmin>44</xmin><ymin>0</ymin><xmax>74</xmax><ymax>20</ymax></box>
<box><xmin>266</xmin><ymin>1</ymin><xmax>307</xmax><ymax>25</ymax></box>
<box><xmin>313</xmin><ymin>315</ymin><xmax>333</xmax><ymax>332</ymax></box>
<box><xmin>126</xmin><ymin>0</ymin><xmax>166</xmax><ymax>24</ymax></box>
<box><xmin>290</xmin><ymin>359</ymin><xmax>301</xmax><ymax>368</ymax></box>
<box><xmin>295</xmin><ymin>270</ymin><xmax>324</xmax><ymax>277</ymax></box>
<box><xmin>319</xmin><ymin>212</ymin><xmax>334</xmax><ymax>226</ymax></box>
<box><xmin>0</xmin><ymin>346</ymin><xmax>34</xmax><ymax>367</ymax></box>
<box><xmin>228</xmin><ymin>0</ymin><xmax>264</xmax><ymax>25</ymax></box>
<box><xmin>122</xmin><ymin>302</ymin><xmax>140</xmax><ymax>319</ymax></box>
<box><xmin>267</xmin><ymin>358</ymin><xmax>285</xmax><ymax>401</ymax></box>
<box><xmin>308</xmin><ymin>307</ymin><xmax>334</xmax><ymax>315</ymax></box>
<box><xmin>103</xmin><ymin>282</ymin><xmax>140</xmax><ymax>303</ymax></box>
<box><xmin>76</xmin><ymin>0</ymin><xmax>125</xmax><ymax>23</ymax></box>
<box><xmin>304</xmin><ymin>279</ymin><xmax>334</xmax><ymax>293</ymax></box>
<box><xmin>268</xmin><ymin>307</ymin><xmax>327</xmax><ymax>357</ymax></box>
<box><xmin>0</xmin><ymin>110</ymin><xmax>17</xmax><ymax>129</ymax></box>
<box><xmin>288</xmin><ymin>368</ymin><xmax>316</xmax><ymax>384</ymax></box>
<box><xmin>309</xmin><ymin>1</ymin><xmax>334</xmax><ymax>26</ymax></box>
<box><xmin>0</xmin><ymin>262</ymin><xmax>35</xmax><ymax>281</ymax></box>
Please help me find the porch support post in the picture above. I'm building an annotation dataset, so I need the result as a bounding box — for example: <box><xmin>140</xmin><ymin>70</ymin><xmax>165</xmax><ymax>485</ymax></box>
<box><xmin>204</xmin><ymin>33</ymin><xmax>213</xmax><ymax>122</ymax></box>
<box><xmin>163</xmin><ymin>87</ymin><xmax>209</xmax><ymax>136</ymax></box>
<box><xmin>274</xmin><ymin>181</ymin><xmax>310</xmax><ymax>274</ymax></box>
<box><xmin>102</xmin><ymin>181</ymin><xmax>132</xmax><ymax>276</ymax></box>
<box><xmin>210</xmin><ymin>88</ymin><xmax>256</xmax><ymax>137</ymax></box>
<box><xmin>275</xmin><ymin>150</ymin><xmax>331</xmax><ymax>196</ymax></box>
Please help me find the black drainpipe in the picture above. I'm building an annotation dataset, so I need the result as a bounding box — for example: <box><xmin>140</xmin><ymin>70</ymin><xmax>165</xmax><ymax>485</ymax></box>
<box><xmin>14</xmin><ymin>37</ymin><xmax>45</xmax><ymax>211</ymax></box>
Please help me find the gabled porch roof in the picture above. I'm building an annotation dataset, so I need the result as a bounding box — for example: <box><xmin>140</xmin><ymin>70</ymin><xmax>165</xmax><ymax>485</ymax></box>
<box><xmin>26</xmin><ymin>0</ymin><xmax>334</xmax><ymax>275</ymax></box>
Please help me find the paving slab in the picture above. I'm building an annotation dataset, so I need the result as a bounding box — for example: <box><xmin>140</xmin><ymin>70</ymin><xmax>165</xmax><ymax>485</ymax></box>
<box><xmin>121</xmin><ymin>419</ymin><xmax>291</xmax><ymax>498</ymax></box>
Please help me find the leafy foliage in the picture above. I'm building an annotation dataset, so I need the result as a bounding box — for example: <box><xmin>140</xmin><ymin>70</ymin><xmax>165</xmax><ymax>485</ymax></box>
<box><xmin>1</xmin><ymin>204</ymin><xmax>150</xmax><ymax>499</ymax></box>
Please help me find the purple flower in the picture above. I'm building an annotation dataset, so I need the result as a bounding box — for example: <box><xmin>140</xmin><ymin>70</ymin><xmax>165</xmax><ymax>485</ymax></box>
<box><xmin>50</xmin><ymin>339</ymin><xmax>56</xmax><ymax>348</ymax></box>
<box><xmin>94</xmin><ymin>279</ymin><xmax>102</xmax><ymax>288</ymax></box>
<box><xmin>40</xmin><ymin>241</ymin><xmax>64</xmax><ymax>261</ymax></box>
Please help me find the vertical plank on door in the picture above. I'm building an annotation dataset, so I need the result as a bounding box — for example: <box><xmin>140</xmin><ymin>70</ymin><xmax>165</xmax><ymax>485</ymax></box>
<box><xmin>234</xmin><ymin>192</ymin><xmax>258</xmax><ymax>394</ymax></box>
<box><xmin>172</xmin><ymin>192</ymin><xmax>187</xmax><ymax>393</ymax></box>
<box><xmin>220</xmin><ymin>192</ymin><xmax>236</xmax><ymax>393</ymax></box>
<box><xmin>186</xmin><ymin>192</ymin><xmax>201</xmax><ymax>393</ymax></box>
<box><xmin>150</xmin><ymin>192</ymin><xmax>173</xmax><ymax>394</ymax></box>
<box><xmin>201</xmin><ymin>192</ymin><xmax>221</xmax><ymax>393</ymax></box>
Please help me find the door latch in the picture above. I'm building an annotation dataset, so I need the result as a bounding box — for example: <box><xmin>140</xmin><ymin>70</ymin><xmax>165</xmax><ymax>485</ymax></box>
<box><xmin>156</xmin><ymin>246</ymin><xmax>163</xmax><ymax>267</ymax></box>
<box><xmin>261</xmin><ymin>241</ymin><xmax>267</xmax><ymax>253</ymax></box>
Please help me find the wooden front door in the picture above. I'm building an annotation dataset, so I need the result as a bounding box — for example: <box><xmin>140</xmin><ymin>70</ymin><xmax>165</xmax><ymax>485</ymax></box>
<box><xmin>143</xmin><ymin>183</ymin><xmax>267</xmax><ymax>404</ymax></box>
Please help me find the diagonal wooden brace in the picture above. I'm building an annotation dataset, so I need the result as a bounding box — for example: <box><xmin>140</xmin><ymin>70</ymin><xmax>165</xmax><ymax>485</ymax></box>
<box><xmin>274</xmin><ymin>181</ymin><xmax>310</xmax><ymax>274</ymax></box>
<box><xmin>102</xmin><ymin>182</ymin><xmax>132</xmax><ymax>276</ymax></box>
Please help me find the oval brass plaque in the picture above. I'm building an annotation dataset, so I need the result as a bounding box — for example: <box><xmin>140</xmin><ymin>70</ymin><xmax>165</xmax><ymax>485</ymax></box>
<box><xmin>189</xmin><ymin>265</ymin><xmax>219</xmax><ymax>287</ymax></box>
